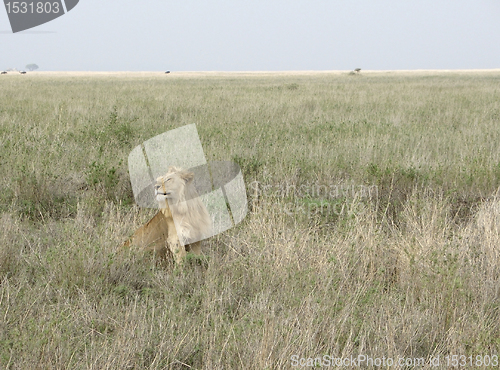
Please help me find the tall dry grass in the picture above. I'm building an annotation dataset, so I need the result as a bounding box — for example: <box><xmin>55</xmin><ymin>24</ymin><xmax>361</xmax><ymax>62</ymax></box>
<box><xmin>1</xmin><ymin>71</ymin><xmax>500</xmax><ymax>369</ymax></box>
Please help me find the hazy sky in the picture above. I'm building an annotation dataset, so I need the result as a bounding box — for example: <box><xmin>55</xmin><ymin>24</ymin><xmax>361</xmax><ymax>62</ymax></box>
<box><xmin>1</xmin><ymin>0</ymin><xmax>500</xmax><ymax>71</ymax></box>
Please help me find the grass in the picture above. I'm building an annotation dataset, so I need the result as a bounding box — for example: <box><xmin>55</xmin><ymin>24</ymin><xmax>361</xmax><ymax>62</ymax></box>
<box><xmin>1</xmin><ymin>71</ymin><xmax>500</xmax><ymax>368</ymax></box>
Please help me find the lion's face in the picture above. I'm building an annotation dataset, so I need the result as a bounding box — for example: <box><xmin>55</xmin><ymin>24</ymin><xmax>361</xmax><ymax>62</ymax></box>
<box><xmin>154</xmin><ymin>167</ymin><xmax>194</xmax><ymax>204</ymax></box>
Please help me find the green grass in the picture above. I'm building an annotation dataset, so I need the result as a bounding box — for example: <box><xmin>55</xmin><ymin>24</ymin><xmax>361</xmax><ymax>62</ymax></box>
<box><xmin>1</xmin><ymin>71</ymin><xmax>500</xmax><ymax>368</ymax></box>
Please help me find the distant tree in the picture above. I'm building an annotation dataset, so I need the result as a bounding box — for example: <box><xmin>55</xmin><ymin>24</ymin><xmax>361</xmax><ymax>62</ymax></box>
<box><xmin>26</xmin><ymin>64</ymin><xmax>39</xmax><ymax>71</ymax></box>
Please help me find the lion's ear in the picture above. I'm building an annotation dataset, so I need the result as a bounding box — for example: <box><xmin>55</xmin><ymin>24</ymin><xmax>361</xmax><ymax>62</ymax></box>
<box><xmin>168</xmin><ymin>166</ymin><xmax>176</xmax><ymax>172</ymax></box>
<box><xmin>179</xmin><ymin>170</ymin><xmax>194</xmax><ymax>183</ymax></box>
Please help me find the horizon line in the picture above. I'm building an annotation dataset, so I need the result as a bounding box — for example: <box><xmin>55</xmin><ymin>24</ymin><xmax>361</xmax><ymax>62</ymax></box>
<box><xmin>9</xmin><ymin>68</ymin><xmax>500</xmax><ymax>74</ymax></box>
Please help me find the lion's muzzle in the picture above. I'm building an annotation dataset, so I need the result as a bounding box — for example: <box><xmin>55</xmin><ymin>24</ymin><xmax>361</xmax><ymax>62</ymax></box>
<box><xmin>154</xmin><ymin>184</ymin><xmax>170</xmax><ymax>197</ymax></box>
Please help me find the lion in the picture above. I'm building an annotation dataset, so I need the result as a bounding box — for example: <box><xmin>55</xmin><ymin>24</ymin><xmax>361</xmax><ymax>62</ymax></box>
<box><xmin>122</xmin><ymin>166</ymin><xmax>212</xmax><ymax>264</ymax></box>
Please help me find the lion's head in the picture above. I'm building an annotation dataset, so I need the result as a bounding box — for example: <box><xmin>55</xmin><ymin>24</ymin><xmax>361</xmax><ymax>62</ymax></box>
<box><xmin>154</xmin><ymin>166</ymin><xmax>212</xmax><ymax>245</ymax></box>
<box><xmin>154</xmin><ymin>166</ymin><xmax>194</xmax><ymax>205</ymax></box>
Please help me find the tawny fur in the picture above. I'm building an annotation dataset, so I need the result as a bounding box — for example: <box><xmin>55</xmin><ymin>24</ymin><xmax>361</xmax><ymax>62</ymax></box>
<box><xmin>122</xmin><ymin>166</ymin><xmax>212</xmax><ymax>264</ymax></box>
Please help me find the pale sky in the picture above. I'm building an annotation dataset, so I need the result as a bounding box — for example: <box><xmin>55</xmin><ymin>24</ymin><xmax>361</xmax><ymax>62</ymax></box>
<box><xmin>1</xmin><ymin>0</ymin><xmax>500</xmax><ymax>71</ymax></box>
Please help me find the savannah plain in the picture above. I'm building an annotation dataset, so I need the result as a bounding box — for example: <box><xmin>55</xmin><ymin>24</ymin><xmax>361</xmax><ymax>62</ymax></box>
<box><xmin>1</xmin><ymin>71</ymin><xmax>500</xmax><ymax>368</ymax></box>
